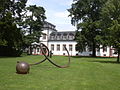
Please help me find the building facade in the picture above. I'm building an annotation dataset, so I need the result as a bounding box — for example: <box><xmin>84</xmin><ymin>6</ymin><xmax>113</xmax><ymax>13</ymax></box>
<box><xmin>31</xmin><ymin>21</ymin><xmax>118</xmax><ymax>57</ymax></box>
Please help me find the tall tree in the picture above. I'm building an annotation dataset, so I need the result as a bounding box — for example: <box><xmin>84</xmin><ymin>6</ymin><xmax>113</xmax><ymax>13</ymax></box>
<box><xmin>100</xmin><ymin>0</ymin><xmax>120</xmax><ymax>62</ymax></box>
<box><xmin>68</xmin><ymin>0</ymin><xmax>107</xmax><ymax>57</ymax></box>
<box><xmin>0</xmin><ymin>0</ymin><xmax>27</xmax><ymax>56</ymax></box>
<box><xmin>23</xmin><ymin>5</ymin><xmax>46</xmax><ymax>54</ymax></box>
<box><xmin>0</xmin><ymin>0</ymin><xmax>27</xmax><ymax>22</ymax></box>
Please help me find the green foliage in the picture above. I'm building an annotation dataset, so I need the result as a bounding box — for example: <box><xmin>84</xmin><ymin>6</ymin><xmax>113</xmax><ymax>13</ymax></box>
<box><xmin>0</xmin><ymin>46</ymin><xmax>22</xmax><ymax>56</ymax></box>
<box><xmin>69</xmin><ymin>0</ymin><xmax>107</xmax><ymax>56</ymax></box>
<box><xmin>0</xmin><ymin>0</ymin><xmax>27</xmax><ymax>56</ymax></box>
<box><xmin>100</xmin><ymin>0</ymin><xmax>120</xmax><ymax>62</ymax></box>
<box><xmin>108</xmin><ymin>20</ymin><xmax>120</xmax><ymax>48</ymax></box>
<box><xmin>23</xmin><ymin>5</ymin><xmax>46</xmax><ymax>46</ymax></box>
<box><xmin>0</xmin><ymin>12</ymin><xmax>23</xmax><ymax>47</ymax></box>
<box><xmin>0</xmin><ymin>0</ymin><xmax>46</xmax><ymax>56</ymax></box>
<box><xmin>0</xmin><ymin>13</ymin><xmax>23</xmax><ymax>56</ymax></box>
<box><xmin>75</xmin><ymin>30</ymin><xmax>87</xmax><ymax>52</ymax></box>
<box><xmin>0</xmin><ymin>0</ymin><xmax>27</xmax><ymax>20</ymax></box>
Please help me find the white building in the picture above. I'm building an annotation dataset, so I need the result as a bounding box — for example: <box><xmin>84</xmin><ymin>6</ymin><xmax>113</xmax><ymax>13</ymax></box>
<box><xmin>48</xmin><ymin>31</ymin><xmax>77</xmax><ymax>56</ymax></box>
<box><xmin>31</xmin><ymin>21</ymin><xmax>118</xmax><ymax>57</ymax></box>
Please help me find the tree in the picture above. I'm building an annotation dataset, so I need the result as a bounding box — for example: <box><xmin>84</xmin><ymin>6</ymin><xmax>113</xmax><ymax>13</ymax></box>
<box><xmin>0</xmin><ymin>0</ymin><xmax>27</xmax><ymax>22</ymax></box>
<box><xmin>68</xmin><ymin>0</ymin><xmax>107</xmax><ymax>57</ymax></box>
<box><xmin>100</xmin><ymin>0</ymin><xmax>120</xmax><ymax>62</ymax></box>
<box><xmin>23</xmin><ymin>5</ymin><xmax>46</xmax><ymax>54</ymax></box>
<box><xmin>0</xmin><ymin>12</ymin><xmax>23</xmax><ymax>56</ymax></box>
<box><xmin>0</xmin><ymin>0</ymin><xmax>27</xmax><ymax>56</ymax></box>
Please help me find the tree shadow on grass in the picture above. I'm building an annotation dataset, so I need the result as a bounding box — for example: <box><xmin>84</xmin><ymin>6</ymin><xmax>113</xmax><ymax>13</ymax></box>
<box><xmin>0</xmin><ymin>56</ymin><xmax>27</xmax><ymax>58</ymax></box>
<box><xmin>90</xmin><ymin>60</ymin><xmax>120</xmax><ymax>64</ymax></box>
<box><xmin>71</xmin><ymin>56</ymin><xmax>115</xmax><ymax>59</ymax></box>
<box><xmin>0</xmin><ymin>56</ymin><xmax>18</xmax><ymax>58</ymax></box>
<box><xmin>71</xmin><ymin>56</ymin><xmax>95</xmax><ymax>59</ymax></box>
<box><xmin>71</xmin><ymin>56</ymin><xmax>120</xmax><ymax>64</ymax></box>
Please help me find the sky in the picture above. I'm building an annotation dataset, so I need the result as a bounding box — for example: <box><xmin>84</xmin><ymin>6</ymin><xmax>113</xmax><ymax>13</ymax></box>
<box><xmin>27</xmin><ymin>0</ymin><xmax>76</xmax><ymax>31</ymax></box>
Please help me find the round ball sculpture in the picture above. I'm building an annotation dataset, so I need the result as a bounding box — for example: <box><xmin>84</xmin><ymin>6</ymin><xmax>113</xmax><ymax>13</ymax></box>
<box><xmin>16</xmin><ymin>61</ymin><xmax>30</xmax><ymax>74</ymax></box>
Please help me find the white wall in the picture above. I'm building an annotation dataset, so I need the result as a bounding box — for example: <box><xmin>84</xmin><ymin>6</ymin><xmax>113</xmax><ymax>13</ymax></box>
<box><xmin>32</xmin><ymin>28</ymin><xmax>118</xmax><ymax>57</ymax></box>
<box><xmin>40</xmin><ymin>29</ymin><xmax>57</xmax><ymax>46</ymax></box>
<box><xmin>48</xmin><ymin>41</ymin><xmax>78</xmax><ymax>56</ymax></box>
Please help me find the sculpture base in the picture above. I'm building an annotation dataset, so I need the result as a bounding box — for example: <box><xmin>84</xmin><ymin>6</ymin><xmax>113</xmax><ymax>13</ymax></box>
<box><xmin>16</xmin><ymin>61</ymin><xmax>30</xmax><ymax>74</ymax></box>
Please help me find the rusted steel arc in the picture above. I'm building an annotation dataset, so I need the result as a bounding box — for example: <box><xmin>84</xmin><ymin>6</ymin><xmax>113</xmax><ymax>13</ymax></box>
<box><xmin>30</xmin><ymin>43</ymin><xmax>49</xmax><ymax>66</ymax></box>
<box><xmin>29</xmin><ymin>58</ymin><xmax>47</xmax><ymax>66</ymax></box>
<box><xmin>47</xmin><ymin>46</ymin><xmax>70</xmax><ymax>68</ymax></box>
<box><xmin>40</xmin><ymin>43</ymin><xmax>71</xmax><ymax>68</ymax></box>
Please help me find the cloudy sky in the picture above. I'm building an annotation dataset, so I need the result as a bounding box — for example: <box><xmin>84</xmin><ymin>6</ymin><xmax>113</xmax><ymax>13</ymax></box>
<box><xmin>27</xmin><ymin>0</ymin><xmax>76</xmax><ymax>31</ymax></box>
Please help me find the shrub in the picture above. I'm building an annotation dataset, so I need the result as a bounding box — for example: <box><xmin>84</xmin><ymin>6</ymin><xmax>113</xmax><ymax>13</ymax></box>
<box><xmin>0</xmin><ymin>46</ymin><xmax>22</xmax><ymax>57</ymax></box>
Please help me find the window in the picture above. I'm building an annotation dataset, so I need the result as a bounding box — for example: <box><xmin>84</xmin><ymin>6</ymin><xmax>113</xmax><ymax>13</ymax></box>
<box><xmin>57</xmin><ymin>35</ymin><xmax>61</xmax><ymax>40</ymax></box>
<box><xmin>69</xmin><ymin>44</ymin><xmax>73</xmax><ymax>51</ymax></box>
<box><xmin>57</xmin><ymin>44</ymin><xmax>60</xmax><ymax>51</ymax></box>
<box><xmin>103</xmin><ymin>54</ymin><xmax>106</xmax><ymax>56</ymax></box>
<box><xmin>51</xmin><ymin>36</ymin><xmax>54</xmax><ymax>40</ymax></box>
<box><xmin>63</xmin><ymin>35</ymin><xmax>67</xmax><ymax>40</ymax></box>
<box><xmin>51</xmin><ymin>44</ymin><xmax>54</xmax><ymax>51</ymax></box>
<box><xmin>63</xmin><ymin>34</ymin><xmax>67</xmax><ymax>40</ymax></box>
<box><xmin>103</xmin><ymin>47</ymin><xmax>107</xmax><ymax>52</ymax></box>
<box><xmin>97</xmin><ymin>48</ymin><xmax>100</xmax><ymax>52</ymax></box>
<box><xmin>50</xmin><ymin>34</ymin><xmax>55</xmax><ymax>40</ymax></box>
<box><xmin>37</xmin><ymin>48</ymin><xmax>39</xmax><ymax>52</ymax></box>
<box><xmin>69</xmin><ymin>34</ymin><xmax>74</xmax><ymax>40</ymax></box>
<box><xmin>114</xmin><ymin>49</ymin><xmax>117</xmax><ymax>54</ymax></box>
<box><xmin>63</xmin><ymin>53</ymin><xmax>65</xmax><ymax>55</ymax></box>
<box><xmin>63</xmin><ymin>44</ymin><xmax>66</xmax><ymax>51</ymax></box>
<box><xmin>43</xmin><ymin>34</ymin><xmax>46</xmax><ymax>39</ymax></box>
<box><xmin>31</xmin><ymin>48</ymin><xmax>33</xmax><ymax>52</ymax></box>
<box><xmin>75</xmin><ymin>44</ymin><xmax>77</xmax><ymax>51</ymax></box>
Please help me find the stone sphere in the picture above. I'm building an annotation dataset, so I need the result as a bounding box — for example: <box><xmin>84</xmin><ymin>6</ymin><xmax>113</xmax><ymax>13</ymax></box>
<box><xmin>16</xmin><ymin>61</ymin><xmax>30</xmax><ymax>74</ymax></box>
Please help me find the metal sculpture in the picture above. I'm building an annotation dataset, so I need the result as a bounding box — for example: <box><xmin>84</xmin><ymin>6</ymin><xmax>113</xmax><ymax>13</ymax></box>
<box><xmin>16</xmin><ymin>61</ymin><xmax>30</xmax><ymax>74</ymax></box>
<box><xmin>16</xmin><ymin>43</ymin><xmax>70</xmax><ymax>74</ymax></box>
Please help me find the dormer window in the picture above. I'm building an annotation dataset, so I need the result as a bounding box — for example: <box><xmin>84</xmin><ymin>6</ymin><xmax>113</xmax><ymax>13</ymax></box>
<box><xmin>50</xmin><ymin>36</ymin><xmax>54</xmax><ymax>40</ymax></box>
<box><xmin>43</xmin><ymin>34</ymin><xmax>46</xmax><ymax>39</ymax></box>
<box><xmin>57</xmin><ymin>34</ymin><xmax>61</xmax><ymax>40</ymax></box>
<box><xmin>69</xmin><ymin>33</ymin><xmax>74</xmax><ymax>40</ymax></box>
<box><xmin>63</xmin><ymin>33</ymin><xmax>67</xmax><ymax>40</ymax></box>
<box><xmin>50</xmin><ymin>33</ymin><xmax>55</xmax><ymax>40</ymax></box>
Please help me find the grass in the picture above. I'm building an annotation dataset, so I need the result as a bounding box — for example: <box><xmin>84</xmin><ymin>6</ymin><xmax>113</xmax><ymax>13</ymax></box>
<box><xmin>0</xmin><ymin>55</ymin><xmax>120</xmax><ymax>90</ymax></box>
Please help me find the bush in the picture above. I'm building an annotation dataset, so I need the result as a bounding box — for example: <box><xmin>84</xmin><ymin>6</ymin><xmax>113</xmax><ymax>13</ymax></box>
<box><xmin>0</xmin><ymin>46</ymin><xmax>22</xmax><ymax>57</ymax></box>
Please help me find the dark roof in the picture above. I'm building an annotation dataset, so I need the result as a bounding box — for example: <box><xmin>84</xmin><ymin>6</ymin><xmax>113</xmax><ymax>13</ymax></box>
<box><xmin>43</xmin><ymin>21</ymin><xmax>57</xmax><ymax>31</ymax></box>
<box><xmin>44</xmin><ymin>21</ymin><xmax>56</xmax><ymax>28</ymax></box>
<box><xmin>50</xmin><ymin>31</ymin><xmax>75</xmax><ymax>35</ymax></box>
<box><xmin>49</xmin><ymin>31</ymin><xmax>76</xmax><ymax>41</ymax></box>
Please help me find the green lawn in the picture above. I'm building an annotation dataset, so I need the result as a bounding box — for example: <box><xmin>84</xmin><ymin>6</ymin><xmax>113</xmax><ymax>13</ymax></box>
<box><xmin>0</xmin><ymin>55</ymin><xmax>120</xmax><ymax>90</ymax></box>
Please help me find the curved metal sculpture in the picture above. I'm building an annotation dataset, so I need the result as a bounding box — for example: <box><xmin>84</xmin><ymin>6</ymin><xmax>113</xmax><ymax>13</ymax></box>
<box><xmin>16</xmin><ymin>43</ymin><xmax>70</xmax><ymax>74</ymax></box>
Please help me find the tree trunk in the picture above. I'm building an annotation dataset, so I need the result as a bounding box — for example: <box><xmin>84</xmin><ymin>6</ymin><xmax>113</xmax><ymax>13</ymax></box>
<box><xmin>117</xmin><ymin>50</ymin><xmax>120</xmax><ymax>63</ymax></box>
<box><xmin>92</xmin><ymin>42</ymin><xmax>96</xmax><ymax>57</ymax></box>
<box><xmin>29</xmin><ymin>45</ymin><xmax>32</xmax><ymax>55</ymax></box>
<box><xmin>29</xmin><ymin>23</ymin><xmax>32</xmax><ymax>55</ymax></box>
